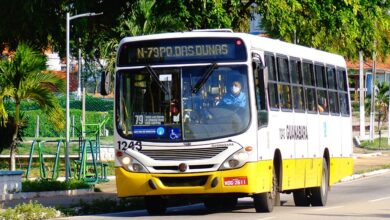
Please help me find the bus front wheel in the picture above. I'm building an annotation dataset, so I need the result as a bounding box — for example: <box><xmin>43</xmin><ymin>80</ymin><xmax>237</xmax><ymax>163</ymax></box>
<box><xmin>145</xmin><ymin>196</ymin><xmax>167</xmax><ymax>215</ymax></box>
<box><xmin>253</xmin><ymin>168</ymin><xmax>279</xmax><ymax>212</ymax></box>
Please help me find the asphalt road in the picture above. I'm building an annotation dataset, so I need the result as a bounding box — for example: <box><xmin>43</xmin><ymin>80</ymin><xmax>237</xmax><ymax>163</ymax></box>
<box><xmin>57</xmin><ymin>171</ymin><xmax>390</xmax><ymax>220</ymax></box>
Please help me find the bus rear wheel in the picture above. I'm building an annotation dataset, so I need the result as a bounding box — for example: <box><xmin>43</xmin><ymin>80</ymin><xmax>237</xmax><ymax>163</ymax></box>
<box><xmin>293</xmin><ymin>189</ymin><xmax>310</xmax><ymax>206</ymax></box>
<box><xmin>145</xmin><ymin>196</ymin><xmax>167</xmax><ymax>215</ymax></box>
<box><xmin>310</xmin><ymin>159</ymin><xmax>329</xmax><ymax>206</ymax></box>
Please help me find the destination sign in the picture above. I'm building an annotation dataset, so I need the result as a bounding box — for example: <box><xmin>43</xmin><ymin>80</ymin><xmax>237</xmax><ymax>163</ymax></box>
<box><xmin>118</xmin><ymin>37</ymin><xmax>247</xmax><ymax>66</ymax></box>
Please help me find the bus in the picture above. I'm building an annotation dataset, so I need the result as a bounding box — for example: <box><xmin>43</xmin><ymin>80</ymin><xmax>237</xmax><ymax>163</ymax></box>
<box><xmin>108</xmin><ymin>30</ymin><xmax>354</xmax><ymax>214</ymax></box>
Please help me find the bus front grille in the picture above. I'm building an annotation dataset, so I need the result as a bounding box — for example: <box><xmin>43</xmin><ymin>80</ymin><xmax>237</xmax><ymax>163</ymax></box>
<box><xmin>159</xmin><ymin>176</ymin><xmax>209</xmax><ymax>187</ymax></box>
<box><xmin>153</xmin><ymin>164</ymin><xmax>215</xmax><ymax>171</ymax></box>
<box><xmin>140</xmin><ymin>147</ymin><xmax>227</xmax><ymax>160</ymax></box>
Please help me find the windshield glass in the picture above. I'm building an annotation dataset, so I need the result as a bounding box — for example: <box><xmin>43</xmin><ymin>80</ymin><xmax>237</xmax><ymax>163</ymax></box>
<box><xmin>116</xmin><ymin>65</ymin><xmax>250</xmax><ymax>141</ymax></box>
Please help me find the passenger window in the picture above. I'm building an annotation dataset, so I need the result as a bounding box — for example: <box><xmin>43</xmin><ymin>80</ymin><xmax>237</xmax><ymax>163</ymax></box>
<box><xmin>339</xmin><ymin>93</ymin><xmax>350</xmax><ymax>115</ymax></box>
<box><xmin>277</xmin><ymin>57</ymin><xmax>289</xmax><ymax>83</ymax></box>
<box><xmin>268</xmin><ymin>82</ymin><xmax>279</xmax><ymax>110</ymax></box>
<box><xmin>292</xmin><ymin>86</ymin><xmax>305</xmax><ymax>111</ymax></box>
<box><xmin>303</xmin><ymin>62</ymin><xmax>315</xmax><ymax>86</ymax></box>
<box><xmin>327</xmin><ymin>67</ymin><xmax>337</xmax><ymax>89</ymax></box>
<box><xmin>315</xmin><ymin>65</ymin><xmax>326</xmax><ymax>88</ymax></box>
<box><xmin>328</xmin><ymin>91</ymin><xmax>339</xmax><ymax>114</ymax></box>
<box><xmin>279</xmin><ymin>84</ymin><xmax>292</xmax><ymax>110</ymax></box>
<box><xmin>306</xmin><ymin>88</ymin><xmax>317</xmax><ymax>112</ymax></box>
<box><xmin>290</xmin><ymin>59</ymin><xmax>302</xmax><ymax>84</ymax></box>
<box><xmin>337</xmin><ymin>69</ymin><xmax>347</xmax><ymax>91</ymax></box>
<box><xmin>317</xmin><ymin>90</ymin><xmax>328</xmax><ymax>113</ymax></box>
<box><xmin>265</xmin><ymin>54</ymin><xmax>277</xmax><ymax>81</ymax></box>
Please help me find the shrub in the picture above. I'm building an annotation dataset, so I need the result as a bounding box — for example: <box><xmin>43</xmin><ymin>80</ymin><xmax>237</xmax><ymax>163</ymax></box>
<box><xmin>22</xmin><ymin>179</ymin><xmax>92</xmax><ymax>192</ymax></box>
<box><xmin>0</xmin><ymin>201</ymin><xmax>61</xmax><ymax>220</ymax></box>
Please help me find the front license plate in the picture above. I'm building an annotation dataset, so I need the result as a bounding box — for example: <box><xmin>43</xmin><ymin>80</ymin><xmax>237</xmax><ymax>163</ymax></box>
<box><xmin>223</xmin><ymin>177</ymin><xmax>248</xmax><ymax>186</ymax></box>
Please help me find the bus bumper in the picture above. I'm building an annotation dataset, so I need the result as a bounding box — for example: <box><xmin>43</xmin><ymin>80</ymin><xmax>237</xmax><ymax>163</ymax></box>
<box><xmin>115</xmin><ymin>161</ymin><xmax>273</xmax><ymax>198</ymax></box>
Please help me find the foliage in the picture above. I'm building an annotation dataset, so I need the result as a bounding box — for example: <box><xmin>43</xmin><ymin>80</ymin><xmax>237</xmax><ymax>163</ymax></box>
<box><xmin>257</xmin><ymin>0</ymin><xmax>390</xmax><ymax>60</ymax></box>
<box><xmin>0</xmin><ymin>201</ymin><xmax>61</xmax><ymax>220</ymax></box>
<box><xmin>20</xmin><ymin>109</ymin><xmax>113</xmax><ymax>138</ymax></box>
<box><xmin>0</xmin><ymin>44</ymin><xmax>65</xmax><ymax>170</ymax></box>
<box><xmin>22</xmin><ymin>179</ymin><xmax>91</xmax><ymax>192</ymax></box>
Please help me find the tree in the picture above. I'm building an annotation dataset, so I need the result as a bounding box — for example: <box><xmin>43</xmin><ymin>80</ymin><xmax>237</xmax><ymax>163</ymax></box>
<box><xmin>257</xmin><ymin>0</ymin><xmax>390</xmax><ymax>60</ymax></box>
<box><xmin>0</xmin><ymin>44</ymin><xmax>65</xmax><ymax>171</ymax></box>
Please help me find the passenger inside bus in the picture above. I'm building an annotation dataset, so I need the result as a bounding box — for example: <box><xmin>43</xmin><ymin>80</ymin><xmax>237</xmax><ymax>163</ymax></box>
<box><xmin>218</xmin><ymin>81</ymin><xmax>247</xmax><ymax>108</ymax></box>
<box><xmin>318</xmin><ymin>97</ymin><xmax>328</xmax><ymax>113</ymax></box>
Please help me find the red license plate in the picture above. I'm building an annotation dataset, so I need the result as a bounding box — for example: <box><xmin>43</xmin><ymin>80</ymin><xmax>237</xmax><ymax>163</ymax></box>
<box><xmin>223</xmin><ymin>177</ymin><xmax>248</xmax><ymax>186</ymax></box>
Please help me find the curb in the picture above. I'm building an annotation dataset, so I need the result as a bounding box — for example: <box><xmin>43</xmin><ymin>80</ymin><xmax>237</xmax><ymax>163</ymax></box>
<box><xmin>1</xmin><ymin>188</ymin><xmax>94</xmax><ymax>201</ymax></box>
<box><xmin>341</xmin><ymin>168</ymin><xmax>390</xmax><ymax>182</ymax></box>
<box><xmin>353</xmin><ymin>152</ymin><xmax>382</xmax><ymax>158</ymax></box>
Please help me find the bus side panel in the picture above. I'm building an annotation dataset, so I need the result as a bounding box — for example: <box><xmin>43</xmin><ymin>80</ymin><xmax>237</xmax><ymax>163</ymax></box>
<box><xmin>293</xmin><ymin>112</ymin><xmax>308</xmax><ymax>189</ymax></box>
<box><xmin>329</xmin><ymin>157</ymin><xmax>354</xmax><ymax>185</ymax></box>
<box><xmin>305</xmin><ymin>113</ymin><xmax>320</xmax><ymax>188</ymax></box>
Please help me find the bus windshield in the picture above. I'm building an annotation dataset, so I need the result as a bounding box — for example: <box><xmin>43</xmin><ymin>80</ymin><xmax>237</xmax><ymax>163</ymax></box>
<box><xmin>116</xmin><ymin>65</ymin><xmax>250</xmax><ymax>141</ymax></box>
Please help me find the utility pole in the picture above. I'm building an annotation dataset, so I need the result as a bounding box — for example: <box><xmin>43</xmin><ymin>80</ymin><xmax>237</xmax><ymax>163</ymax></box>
<box><xmin>369</xmin><ymin>43</ymin><xmax>377</xmax><ymax>142</ymax></box>
<box><xmin>359</xmin><ymin>51</ymin><xmax>365</xmax><ymax>139</ymax></box>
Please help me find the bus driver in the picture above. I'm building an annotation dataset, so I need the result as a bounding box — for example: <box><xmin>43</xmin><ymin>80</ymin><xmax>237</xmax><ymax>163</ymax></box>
<box><xmin>218</xmin><ymin>81</ymin><xmax>247</xmax><ymax>108</ymax></box>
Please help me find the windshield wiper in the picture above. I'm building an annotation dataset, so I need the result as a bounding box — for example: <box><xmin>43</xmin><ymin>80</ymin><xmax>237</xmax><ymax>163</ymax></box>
<box><xmin>145</xmin><ymin>65</ymin><xmax>169</xmax><ymax>94</ymax></box>
<box><xmin>191</xmin><ymin>62</ymin><xmax>218</xmax><ymax>94</ymax></box>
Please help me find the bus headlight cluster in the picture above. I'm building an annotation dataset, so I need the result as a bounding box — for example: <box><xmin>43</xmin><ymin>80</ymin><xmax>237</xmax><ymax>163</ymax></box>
<box><xmin>119</xmin><ymin>155</ymin><xmax>148</xmax><ymax>173</ymax></box>
<box><xmin>219</xmin><ymin>148</ymin><xmax>249</xmax><ymax>170</ymax></box>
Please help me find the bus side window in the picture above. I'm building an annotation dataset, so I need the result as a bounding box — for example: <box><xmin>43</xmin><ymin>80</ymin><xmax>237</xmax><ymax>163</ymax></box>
<box><xmin>306</xmin><ymin>88</ymin><xmax>317</xmax><ymax>112</ymax></box>
<box><xmin>303</xmin><ymin>62</ymin><xmax>317</xmax><ymax>112</ymax></box>
<box><xmin>253</xmin><ymin>55</ymin><xmax>268</xmax><ymax>127</ymax></box>
<box><xmin>337</xmin><ymin>68</ymin><xmax>350</xmax><ymax>115</ymax></box>
<box><xmin>277</xmin><ymin>56</ymin><xmax>292</xmax><ymax>110</ymax></box>
<box><xmin>327</xmin><ymin>66</ymin><xmax>339</xmax><ymax>114</ymax></box>
<box><xmin>290</xmin><ymin>59</ymin><xmax>305</xmax><ymax>111</ymax></box>
<box><xmin>265</xmin><ymin>53</ymin><xmax>279</xmax><ymax>110</ymax></box>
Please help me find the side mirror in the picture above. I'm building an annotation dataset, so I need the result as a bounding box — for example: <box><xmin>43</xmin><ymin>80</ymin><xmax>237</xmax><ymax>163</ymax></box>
<box><xmin>100</xmin><ymin>71</ymin><xmax>111</xmax><ymax>96</ymax></box>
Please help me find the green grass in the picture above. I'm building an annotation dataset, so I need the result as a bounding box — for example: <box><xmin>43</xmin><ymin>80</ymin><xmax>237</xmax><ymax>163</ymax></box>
<box><xmin>360</xmin><ymin>137</ymin><xmax>390</xmax><ymax>150</ymax></box>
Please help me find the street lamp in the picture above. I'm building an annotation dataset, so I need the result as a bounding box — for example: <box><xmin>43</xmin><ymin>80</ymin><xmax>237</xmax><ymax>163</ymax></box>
<box><xmin>66</xmin><ymin>12</ymin><xmax>103</xmax><ymax>181</ymax></box>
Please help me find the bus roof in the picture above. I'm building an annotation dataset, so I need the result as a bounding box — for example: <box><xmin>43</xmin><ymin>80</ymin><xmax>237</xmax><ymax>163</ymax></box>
<box><xmin>119</xmin><ymin>31</ymin><xmax>346</xmax><ymax>68</ymax></box>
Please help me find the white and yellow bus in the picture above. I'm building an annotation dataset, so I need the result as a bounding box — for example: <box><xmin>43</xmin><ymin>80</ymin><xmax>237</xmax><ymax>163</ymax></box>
<box><xmin>110</xmin><ymin>30</ymin><xmax>354</xmax><ymax>214</ymax></box>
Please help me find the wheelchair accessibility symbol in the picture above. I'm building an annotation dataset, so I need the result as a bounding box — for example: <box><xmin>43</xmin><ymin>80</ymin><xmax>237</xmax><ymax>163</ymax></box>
<box><xmin>169</xmin><ymin>128</ymin><xmax>181</xmax><ymax>140</ymax></box>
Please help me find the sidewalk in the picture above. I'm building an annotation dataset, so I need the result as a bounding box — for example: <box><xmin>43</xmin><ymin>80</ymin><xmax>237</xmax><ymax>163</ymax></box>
<box><xmin>1</xmin><ymin>149</ymin><xmax>390</xmax><ymax>209</ymax></box>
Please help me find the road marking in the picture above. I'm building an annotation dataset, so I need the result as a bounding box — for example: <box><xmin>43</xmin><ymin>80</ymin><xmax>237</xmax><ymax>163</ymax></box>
<box><xmin>313</xmin><ymin>206</ymin><xmax>344</xmax><ymax>211</ymax></box>
<box><xmin>257</xmin><ymin>217</ymin><xmax>276</xmax><ymax>220</ymax></box>
<box><xmin>369</xmin><ymin>196</ymin><xmax>390</xmax><ymax>203</ymax></box>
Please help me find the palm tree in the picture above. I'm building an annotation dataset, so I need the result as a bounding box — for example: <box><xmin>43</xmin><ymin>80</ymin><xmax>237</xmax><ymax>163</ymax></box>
<box><xmin>0</xmin><ymin>43</ymin><xmax>65</xmax><ymax>171</ymax></box>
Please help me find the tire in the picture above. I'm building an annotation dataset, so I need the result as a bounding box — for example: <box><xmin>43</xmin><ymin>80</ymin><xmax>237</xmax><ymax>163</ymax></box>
<box><xmin>253</xmin><ymin>167</ymin><xmax>278</xmax><ymax>212</ymax></box>
<box><xmin>293</xmin><ymin>189</ymin><xmax>311</xmax><ymax>206</ymax></box>
<box><xmin>145</xmin><ymin>196</ymin><xmax>167</xmax><ymax>215</ymax></box>
<box><xmin>310</xmin><ymin>159</ymin><xmax>329</xmax><ymax>206</ymax></box>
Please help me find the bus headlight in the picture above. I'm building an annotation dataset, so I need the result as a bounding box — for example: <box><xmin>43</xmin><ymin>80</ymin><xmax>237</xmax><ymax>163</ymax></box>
<box><xmin>119</xmin><ymin>155</ymin><xmax>148</xmax><ymax>173</ymax></box>
<box><xmin>219</xmin><ymin>148</ymin><xmax>249</xmax><ymax>170</ymax></box>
